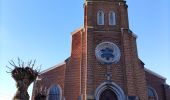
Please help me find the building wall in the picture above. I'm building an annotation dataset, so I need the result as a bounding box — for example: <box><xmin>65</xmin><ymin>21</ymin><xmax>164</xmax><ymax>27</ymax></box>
<box><xmin>84</xmin><ymin>0</ymin><xmax>148</xmax><ymax>99</ymax></box>
<box><xmin>32</xmin><ymin>0</ymin><xmax>169</xmax><ymax>100</ymax></box>
<box><xmin>145</xmin><ymin>70</ymin><xmax>166</xmax><ymax>100</ymax></box>
<box><xmin>164</xmin><ymin>84</ymin><xmax>170</xmax><ymax>100</ymax></box>
<box><xmin>64</xmin><ymin>29</ymin><xmax>83</xmax><ymax>100</ymax></box>
<box><xmin>32</xmin><ymin>64</ymin><xmax>66</xmax><ymax>100</ymax></box>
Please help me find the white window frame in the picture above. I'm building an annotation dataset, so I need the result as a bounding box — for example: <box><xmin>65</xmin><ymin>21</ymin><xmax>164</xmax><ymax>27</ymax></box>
<box><xmin>109</xmin><ymin>11</ymin><xmax>116</xmax><ymax>25</ymax></box>
<box><xmin>148</xmin><ymin>86</ymin><xmax>159</xmax><ymax>100</ymax></box>
<box><xmin>47</xmin><ymin>84</ymin><xmax>62</xmax><ymax>100</ymax></box>
<box><xmin>97</xmin><ymin>10</ymin><xmax>104</xmax><ymax>25</ymax></box>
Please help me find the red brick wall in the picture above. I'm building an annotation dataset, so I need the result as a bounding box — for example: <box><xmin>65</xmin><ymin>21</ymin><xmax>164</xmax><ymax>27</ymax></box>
<box><xmin>32</xmin><ymin>64</ymin><xmax>66</xmax><ymax>100</ymax></box>
<box><xmin>85</xmin><ymin>2</ymin><xmax>125</xmax><ymax>97</ymax></box>
<box><xmin>32</xmin><ymin>1</ymin><xmax>168</xmax><ymax>100</ymax></box>
<box><xmin>85</xmin><ymin>1</ymin><xmax>148</xmax><ymax>99</ymax></box>
<box><xmin>85</xmin><ymin>1</ymin><xmax>129</xmax><ymax>30</ymax></box>
<box><xmin>164</xmin><ymin>84</ymin><xmax>170</xmax><ymax>100</ymax></box>
<box><xmin>64</xmin><ymin>30</ymin><xmax>83</xmax><ymax>100</ymax></box>
<box><xmin>122</xmin><ymin>30</ymin><xmax>148</xmax><ymax>99</ymax></box>
<box><xmin>145</xmin><ymin>71</ymin><xmax>166</xmax><ymax>100</ymax></box>
<box><xmin>86</xmin><ymin>31</ymin><xmax>126</xmax><ymax>95</ymax></box>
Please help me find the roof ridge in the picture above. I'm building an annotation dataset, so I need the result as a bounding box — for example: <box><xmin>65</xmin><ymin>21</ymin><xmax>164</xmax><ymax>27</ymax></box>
<box><xmin>40</xmin><ymin>61</ymin><xmax>66</xmax><ymax>75</ymax></box>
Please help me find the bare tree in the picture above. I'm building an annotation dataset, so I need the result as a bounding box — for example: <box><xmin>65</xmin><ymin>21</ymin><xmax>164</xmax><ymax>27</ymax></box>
<box><xmin>7</xmin><ymin>58</ymin><xmax>40</xmax><ymax>100</ymax></box>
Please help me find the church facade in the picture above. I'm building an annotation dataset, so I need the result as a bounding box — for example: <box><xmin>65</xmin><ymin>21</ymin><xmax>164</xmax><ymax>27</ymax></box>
<box><xmin>32</xmin><ymin>0</ymin><xmax>170</xmax><ymax>100</ymax></box>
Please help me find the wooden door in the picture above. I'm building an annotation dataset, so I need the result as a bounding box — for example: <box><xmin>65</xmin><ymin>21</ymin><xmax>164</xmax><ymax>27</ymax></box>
<box><xmin>99</xmin><ymin>89</ymin><xmax>118</xmax><ymax>100</ymax></box>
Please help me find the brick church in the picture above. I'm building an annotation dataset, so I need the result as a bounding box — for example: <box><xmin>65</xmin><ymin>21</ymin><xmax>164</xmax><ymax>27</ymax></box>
<box><xmin>32</xmin><ymin>0</ymin><xmax>170</xmax><ymax>100</ymax></box>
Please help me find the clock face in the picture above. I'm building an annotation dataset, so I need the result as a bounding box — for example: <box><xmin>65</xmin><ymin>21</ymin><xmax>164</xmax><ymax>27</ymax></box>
<box><xmin>95</xmin><ymin>42</ymin><xmax>121</xmax><ymax>65</ymax></box>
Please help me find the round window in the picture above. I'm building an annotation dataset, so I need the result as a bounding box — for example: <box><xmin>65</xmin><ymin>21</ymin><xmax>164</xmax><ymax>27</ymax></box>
<box><xmin>95</xmin><ymin>42</ymin><xmax>121</xmax><ymax>65</ymax></box>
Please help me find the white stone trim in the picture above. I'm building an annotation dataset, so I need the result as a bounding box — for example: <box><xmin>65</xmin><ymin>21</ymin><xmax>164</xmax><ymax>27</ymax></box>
<box><xmin>95</xmin><ymin>42</ymin><xmax>121</xmax><ymax>64</ymax></box>
<box><xmin>71</xmin><ymin>26</ymin><xmax>84</xmax><ymax>35</ymax></box>
<box><xmin>120</xmin><ymin>28</ymin><xmax>138</xmax><ymax>38</ymax></box>
<box><xmin>40</xmin><ymin>62</ymin><xmax>66</xmax><ymax>75</ymax></box>
<box><xmin>97</xmin><ymin>10</ymin><xmax>105</xmax><ymax>25</ymax></box>
<box><xmin>95</xmin><ymin>82</ymin><xmax>126</xmax><ymax>100</ymax></box>
<box><xmin>145</xmin><ymin>68</ymin><xmax>167</xmax><ymax>80</ymax></box>
<box><xmin>87</xmin><ymin>26</ymin><xmax>94</xmax><ymax>29</ymax></box>
<box><xmin>132</xmin><ymin>32</ymin><xmax>138</xmax><ymax>38</ymax></box>
<box><xmin>46</xmin><ymin>84</ymin><xmax>62</xmax><ymax>100</ymax></box>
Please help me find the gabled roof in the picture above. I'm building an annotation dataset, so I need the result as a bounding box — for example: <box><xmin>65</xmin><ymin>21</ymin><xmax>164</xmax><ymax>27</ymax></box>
<box><xmin>139</xmin><ymin>59</ymin><xmax>166</xmax><ymax>80</ymax></box>
<box><xmin>40</xmin><ymin>61</ymin><xmax>66</xmax><ymax>75</ymax></box>
<box><xmin>144</xmin><ymin>68</ymin><xmax>167</xmax><ymax>80</ymax></box>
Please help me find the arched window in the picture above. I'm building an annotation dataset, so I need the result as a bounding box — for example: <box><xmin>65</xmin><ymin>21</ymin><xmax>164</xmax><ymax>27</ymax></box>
<box><xmin>148</xmin><ymin>87</ymin><xmax>158</xmax><ymax>100</ymax></box>
<box><xmin>97</xmin><ymin>10</ymin><xmax>104</xmax><ymax>25</ymax></box>
<box><xmin>95</xmin><ymin>82</ymin><xmax>126</xmax><ymax>100</ymax></box>
<box><xmin>109</xmin><ymin>11</ymin><xmax>116</xmax><ymax>25</ymax></box>
<box><xmin>48</xmin><ymin>85</ymin><xmax>61</xmax><ymax>100</ymax></box>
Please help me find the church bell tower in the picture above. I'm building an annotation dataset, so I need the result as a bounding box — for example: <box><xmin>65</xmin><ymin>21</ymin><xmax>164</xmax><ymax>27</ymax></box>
<box><xmin>31</xmin><ymin>0</ymin><xmax>170</xmax><ymax>100</ymax></box>
<box><xmin>82</xmin><ymin>0</ymin><xmax>148</xmax><ymax>99</ymax></box>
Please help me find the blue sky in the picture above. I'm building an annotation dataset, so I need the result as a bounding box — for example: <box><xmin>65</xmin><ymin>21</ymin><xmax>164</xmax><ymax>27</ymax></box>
<box><xmin>0</xmin><ymin>0</ymin><xmax>170</xmax><ymax>99</ymax></box>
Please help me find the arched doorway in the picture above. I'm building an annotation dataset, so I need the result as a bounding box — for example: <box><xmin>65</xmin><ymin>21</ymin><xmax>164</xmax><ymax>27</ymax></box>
<box><xmin>95</xmin><ymin>82</ymin><xmax>125</xmax><ymax>100</ymax></box>
<box><xmin>99</xmin><ymin>89</ymin><xmax>118</xmax><ymax>100</ymax></box>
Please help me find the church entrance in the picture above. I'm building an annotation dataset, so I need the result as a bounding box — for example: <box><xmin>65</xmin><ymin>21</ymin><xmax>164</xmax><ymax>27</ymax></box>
<box><xmin>99</xmin><ymin>89</ymin><xmax>118</xmax><ymax>100</ymax></box>
<box><xmin>95</xmin><ymin>82</ymin><xmax>125</xmax><ymax>100</ymax></box>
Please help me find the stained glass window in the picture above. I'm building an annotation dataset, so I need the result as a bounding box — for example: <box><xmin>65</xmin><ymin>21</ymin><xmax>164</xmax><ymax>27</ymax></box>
<box><xmin>48</xmin><ymin>85</ymin><xmax>60</xmax><ymax>100</ymax></box>
<box><xmin>148</xmin><ymin>87</ymin><xmax>157</xmax><ymax>100</ymax></box>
